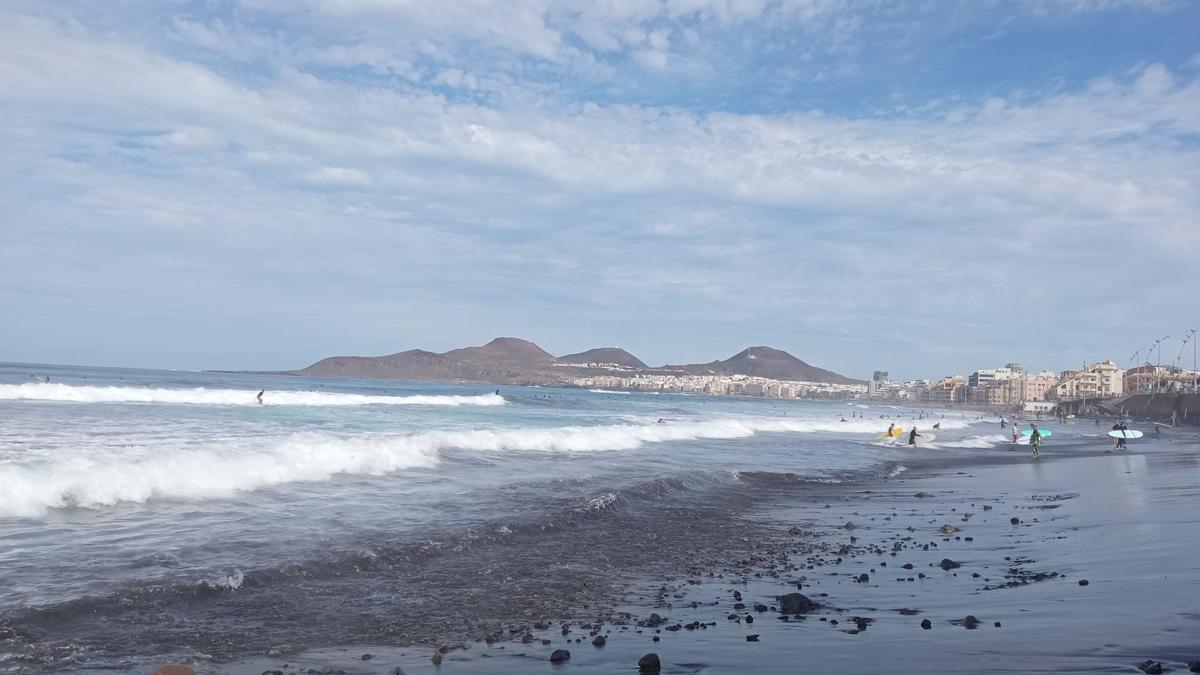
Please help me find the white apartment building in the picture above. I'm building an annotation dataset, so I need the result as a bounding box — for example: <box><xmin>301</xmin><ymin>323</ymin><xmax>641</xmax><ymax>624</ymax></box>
<box><xmin>1055</xmin><ymin>360</ymin><xmax>1123</xmax><ymax>399</ymax></box>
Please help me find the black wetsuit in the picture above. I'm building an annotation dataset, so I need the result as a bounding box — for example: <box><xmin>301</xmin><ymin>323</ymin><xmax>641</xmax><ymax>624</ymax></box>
<box><xmin>908</xmin><ymin>429</ymin><xmax>920</xmax><ymax>445</ymax></box>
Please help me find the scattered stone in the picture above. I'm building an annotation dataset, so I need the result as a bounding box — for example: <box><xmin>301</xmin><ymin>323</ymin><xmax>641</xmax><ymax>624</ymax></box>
<box><xmin>994</xmin><ymin>622</ymin><xmax>1001</xmax><ymax>628</ymax></box>
<box><xmin>733</xmin><ymin>602</ymin><xmax>746</xmax><ymax>610</ymax></box>
<box><xmin>778</xmin><ymin>593</ymin><xmax>816</xmax><ymax>614</ymax></box>
<box><xmin>638</xmin><ymin>653</ymin><xmax>662</xmax><ymax>673</ymax></box>
<box><xmin>920</xmin><ymin>619</ymin><xmax>932</xmax><ymax>630</ymax></box>
<box><xmin>788</xmin><ymin>526</ymin><xmax>804</xmax><ymax>535</ymax></box>
<box><xmin>939</xmin><ymin>559</ymin><xmax>961</xmax><ymax>571</ymax></box>
<box><xmin>1010</xmin><ymin>517</ymin><xmax>1021</xmax><ymax>525</ymax></box>
<box><xmin>388</xmin><ymin>669</ymin><xmax>407</xmax><ymax>675</ymax></box>
<box><xmin>550</xmin><ymin>649</ymin><xmax>571</xmax><ymax>663</ymax></box>
<box><xmin>856</xmin><ymin>573</ymin><xmax>869</xmax><ymax>583</ymax></box>
<box><xmin>431</xmin><ymin>652</ymin><xmax>443</xmax><ymax>666</ymax></box>
<box><xmin>592</xmin><ymin>636</ymin><xmax>606</xmax><ymax>648</ymax></box>
<box><xmin>1188</xmin><ymin>661</ymin><xmax>1200</xmax><ymax>673</ymax></box>
<box><xmin>914</xmin><ymin>492</ymin><xmax>932</xmax><ymax>498</ymax></box>
<box><xmin>939</xmin><ymin>524</ymin><xmax>958</xmax><ymax>534</ymax></box>
<box><xmin>902</xmin><ymin>563</ymin><xmax>914</xmax><ymax>570</ymax></box>
<box><xmin>753</xmin><ymin>603</ymin><xmax>768</xmax><ymax>612</ymax></box>
<box><xmin>983</xmin><ymin>505</ymin><xmax>993</xmax><ymax>510</ymax></box>
<box><xmin>1138</xmin><ymin>660</ymin><xmax>1164</xmax><ymax>674</ymax></box>
<box><xmin>745</xmin><ymin>634</ymin><xmax>760</xmax><ymax>642</ymax></box>
<box><xmin>1078</xmin><ymin>579</ymin><xmax>1089</xmax><ymax>586</ymax></box>
<box><xmin>844</xmin><ymin>521</ymin><xmax>858</xmax><ymax>530</ymax></box>
<box><xmin>962</xmin><ymin>615</ymin><xmax>980</xmax><ymax>629</ymax></box>
<box><xmin>360</xmin><ymin>654</ymin><xmax>373</xmax><ymax>661</ymax></box>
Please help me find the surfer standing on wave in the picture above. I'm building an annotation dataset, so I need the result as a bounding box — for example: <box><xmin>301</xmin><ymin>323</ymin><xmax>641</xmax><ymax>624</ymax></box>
<box><xmin>256</xmin><ymin>389</ymin><xmax>264</xmax><ymax>405</ymax></box>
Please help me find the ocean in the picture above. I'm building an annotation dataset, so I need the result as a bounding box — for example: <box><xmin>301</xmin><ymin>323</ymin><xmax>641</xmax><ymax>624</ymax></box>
<box><xmin>0</xmin><ymin>363</ymin><xmax>993</xmax><ymax>671</ymax></box>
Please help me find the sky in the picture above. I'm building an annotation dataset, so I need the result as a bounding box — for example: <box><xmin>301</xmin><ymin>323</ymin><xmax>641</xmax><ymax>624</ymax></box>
<box><xmin>1</xmin><ymin>0</ymin><xmax>1198</xmax><ymax>380</ymax></box>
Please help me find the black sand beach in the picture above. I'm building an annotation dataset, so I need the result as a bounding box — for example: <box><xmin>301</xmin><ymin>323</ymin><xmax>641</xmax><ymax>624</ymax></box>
<box><xmin>168</xmin><ymin>430</ymin><xmax>1200</xmax><ymax>675</ymax></box>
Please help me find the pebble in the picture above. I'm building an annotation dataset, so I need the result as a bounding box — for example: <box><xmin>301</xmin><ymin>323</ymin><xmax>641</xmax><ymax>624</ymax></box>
<box><xmin>1078</xmin><ymin>579</ymin><xmax>1089</xmax><ymax>586</ymax></box>
<box><xmin>745</xmin><ymin>634</ymin><xmax>760</xmax><ymax>642</ymax></box>
<box><xmin>592</xmin><ymin>635</ymin><xmax>606</xmax><ymax>647</ymax></box>
<box><xmin>1010</xmin><ymin>517</ymin><xmax>1021</xmax><ymax>525</ymax></box>
<box><xmin>1138</xmin><ymin>660</ymin><xmax>1164</xmax><ymax>674</ymax></box>
<box><xmin>638</xmin><ymin>653</ymin><xmax>662</xmax><ymax>673</ymax></box>
<box><xmin>920</xmin><ymin>619</ymin><xmax>932</xmax><ymax>630</ymax></box>
<box><xmin>939</xmin><ymin>559</ymin><xmax>961</xmax><ymax>571</ymax></box>
<box><xmin>550</xmin><ymin>649</ymin><xmax>571</xmax><ymax>663</ymax></box>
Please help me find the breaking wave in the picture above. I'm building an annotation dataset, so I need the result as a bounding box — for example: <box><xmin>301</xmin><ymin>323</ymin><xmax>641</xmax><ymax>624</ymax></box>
<box><xmin>939</xmin><ymin>434</ymin><xmax>1012</xmax><ymax>449</ymax></box>
<box><xmin>0</xmin><ymin>416</ymin><xmax>970</xmax><ymax>516</ymax></box>
<box><xmin>0</xmin><ymin>383</ymin><xmax>505</xmax><ymax>407</ymax></box>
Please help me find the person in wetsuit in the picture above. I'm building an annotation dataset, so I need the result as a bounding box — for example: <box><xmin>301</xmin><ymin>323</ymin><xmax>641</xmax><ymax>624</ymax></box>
<box><xmin>908</xmin><ymin>427</ymin><xmax>920</xmax><ymax>445</ymax></box>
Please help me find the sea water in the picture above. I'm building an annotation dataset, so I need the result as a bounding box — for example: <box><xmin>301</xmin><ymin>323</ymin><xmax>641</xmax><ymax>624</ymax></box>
<box><xmin>0</xmin><ymin>362</ymin><xmax>992</xmax><ymax>668</ymax></box>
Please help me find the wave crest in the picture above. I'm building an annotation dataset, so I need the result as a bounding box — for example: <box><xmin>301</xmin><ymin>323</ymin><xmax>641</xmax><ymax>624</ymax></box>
<box><xmin>0</xmin><ymin>383</ymin><xmax>505</xmax><ymax>407</ymax></box>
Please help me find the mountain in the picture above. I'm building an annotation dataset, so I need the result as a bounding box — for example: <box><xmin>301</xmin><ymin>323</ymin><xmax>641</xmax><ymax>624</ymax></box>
<box><xmin>296</xmin><ymin>338</ymin><xmax>561</xmax><ymax>383</ymax></box>
<box><xmin>293</xmin><ymin>338</ymin><xmax>859</xmax><ymax>386</ymax></box>
<box><xmin>558</xmin><ymin>347</ymin><xmax>648</xmax><ymax>370</ymax></box>
<box><xmin>442</xmin><ymin>337</ymin><xmax>557</xmax><ymax>368</ymax></box>
<box><xmin>668</xmin><ymin>346</ymin><xmax>861</xmax><ymax>385</ymax></box>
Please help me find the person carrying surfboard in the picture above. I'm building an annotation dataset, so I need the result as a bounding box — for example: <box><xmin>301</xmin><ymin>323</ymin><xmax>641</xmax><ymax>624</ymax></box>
<box><xmin>1029</xmin><ymin>424</ymin><xmax>1042</xmax><ymax>458</ymax></box>
<box><xmin>886</xmin><ymin>422</ymin><xmax>896</xmax><ymax>438</ymax></box>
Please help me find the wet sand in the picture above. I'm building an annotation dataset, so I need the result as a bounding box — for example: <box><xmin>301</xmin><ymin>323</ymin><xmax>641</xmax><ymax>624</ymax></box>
<box><xmin>168</xmin><ymin>434</ymin><xmax>1200</xmax><ymax>675</ymax></box>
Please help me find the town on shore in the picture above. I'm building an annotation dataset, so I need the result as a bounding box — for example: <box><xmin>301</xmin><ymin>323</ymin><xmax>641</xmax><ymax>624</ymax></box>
<box><xmin>292</xmin><ymin>336</ymin><xmax>1200</xmax><ymax>418</ymax></box>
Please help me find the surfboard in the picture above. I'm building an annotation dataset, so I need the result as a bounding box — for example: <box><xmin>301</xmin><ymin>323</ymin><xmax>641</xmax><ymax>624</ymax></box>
<box><xmin>1107</xmin><ymin>429</ymin><xmax>1144</xmax><ymax>439</ymax></box>
<box><xmin>876</xmin><ymin>428</ymin><xmax>906</xmax><ymax>440</ymax></box>
<box><xmin>1020</xmin><ymin>429</ymin><xmax>1052</xmax><ymax>438</ymax></box>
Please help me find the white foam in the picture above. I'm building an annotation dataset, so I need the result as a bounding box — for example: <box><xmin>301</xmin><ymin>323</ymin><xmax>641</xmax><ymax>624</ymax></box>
<box><xmin>588</xmin><ymin>389</ymin><xmax>631</xmax><ymax>394</ymax></box>
<box><xmin>0</xmin><ymin>383</ymin><xmax>505</xmax><ymax>407</ymax></box>
<box><xmin>939</xmin><ymin>433</ymin><xmax>1012</xmax><ymax>449</ymax></box>
<box><xmin>0</xmin><ymin>416</ymin><xmax>973</xmax><ymax>516</ymax></box>
<box><xmin>0</xmin><ymin>432</ymin><xmax>442</xmax><ymax>517</ymax></box>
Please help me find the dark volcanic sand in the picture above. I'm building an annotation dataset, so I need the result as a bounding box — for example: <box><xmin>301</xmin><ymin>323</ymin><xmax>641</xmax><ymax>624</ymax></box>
<box><xmin>54</xmin><ymin>434</ymin><xmax>1200</xmax><ymax>674</ymax></box>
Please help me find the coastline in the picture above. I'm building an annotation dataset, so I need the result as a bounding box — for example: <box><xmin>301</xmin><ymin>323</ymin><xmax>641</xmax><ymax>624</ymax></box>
<box><xmin>195</xmin><ymin>430</ymin><xmax>1200</xmax><ymax>675</ymax></box>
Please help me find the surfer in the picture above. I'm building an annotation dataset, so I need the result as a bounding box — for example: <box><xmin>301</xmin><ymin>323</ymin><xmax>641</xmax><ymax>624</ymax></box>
<box><xmin>1029</xmin><ymin>425</ymin><xmax>1042</xmax><ymax>458</ymax></box>
<box><xmin>1000</xmin><ymin>417</ymin><xmax>1006</xmax><ymax>429</ymax></box>
<box><xmin>908</xmin><ymin>427</ymin><xmax>920</xmax><ymax>445</ymax></box>
<box><xmin>886</xmin><ymin>422</ymin><xmax>896</xmax><ymax>438</ymax></box>
<box><xmin>1111</xmin><ymin>421</ymin><xmax>1125</xmax><ymax>449</ymax></box>
<box><xmin>932</xmin><ymin>422</ymin><xmax>941</xmax><ymax>430</ymax></box>
<box><xmin>256</xmin><ymin>389</ymin><xmax>264</xmax><ymax>405</ymax></box>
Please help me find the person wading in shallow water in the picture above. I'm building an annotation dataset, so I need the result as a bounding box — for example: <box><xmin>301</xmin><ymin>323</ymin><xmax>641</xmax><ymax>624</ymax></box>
<box><xmin>256</xmin><ymin>389</ymin><xmax>264</xmax><ymax>405</ymax></box>
<box><xmin>908</xmin><ymin>427</ymin><xmax>921</xmax><ymax>445</ymax></box>
<box><xmin>1029</xmin><ymin>424</ymin><xmax>1043</xmax><ymax>458</ymax></box>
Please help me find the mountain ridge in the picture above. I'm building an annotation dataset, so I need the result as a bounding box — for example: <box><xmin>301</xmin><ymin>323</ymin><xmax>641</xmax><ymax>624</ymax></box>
<box><xmin>293</xmin><ymin>338</ymin><xmax>860</xmax><ymax>385</ymax></box>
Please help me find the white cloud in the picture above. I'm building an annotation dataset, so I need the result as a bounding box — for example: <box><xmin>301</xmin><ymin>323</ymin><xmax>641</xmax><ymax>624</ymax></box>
<box><xmin>1</xmin><ymin>2</ymin><xmax>1197</xmax><ymax>373</ymax></box>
